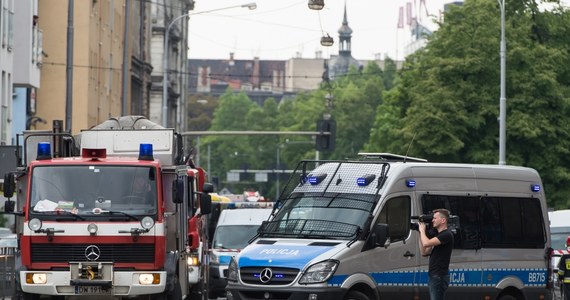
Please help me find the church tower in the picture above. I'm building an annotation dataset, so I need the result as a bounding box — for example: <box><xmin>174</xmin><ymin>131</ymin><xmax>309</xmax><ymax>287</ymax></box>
<box><xmin>329</xmin><ymin>2</ymin><xmax>361</xmax><ymax>80</ymax></box>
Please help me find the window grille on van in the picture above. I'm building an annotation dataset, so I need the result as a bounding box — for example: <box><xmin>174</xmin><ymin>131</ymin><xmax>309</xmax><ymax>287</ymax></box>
<box><xmin>258</xmin><ymin>219</ymin><xmax>360</xmax><ymax>240</ymax></box>
<box><xmin>277</xmin><ymin>160</ymin><xmax>390</xmax><ymax>202</ymax></box>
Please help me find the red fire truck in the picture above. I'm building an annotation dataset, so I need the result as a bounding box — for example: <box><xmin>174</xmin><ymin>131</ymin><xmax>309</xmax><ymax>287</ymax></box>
<box><xmin>3</xmin><ymin>116</ymin><xmax>212</xmax><ymax>300</ymax></box>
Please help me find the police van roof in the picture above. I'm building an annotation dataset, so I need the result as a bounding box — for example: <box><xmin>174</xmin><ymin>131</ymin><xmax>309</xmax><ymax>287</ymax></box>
<box><xmin>357</xmin><ymin>152</ymin><xmax>427</xmax><ymax>163</ymax></box>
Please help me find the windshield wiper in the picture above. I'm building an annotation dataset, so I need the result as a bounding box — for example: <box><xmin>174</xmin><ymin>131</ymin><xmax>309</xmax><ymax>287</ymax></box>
<box><xmin>103</xmin><ymin>211</ymin><xmax>139</xmax><ymax>221</ymax></box>
<box><xmin>54</xmin><ymin>210</ymin><xmax>86</xmax><ymax>221</ymax></box>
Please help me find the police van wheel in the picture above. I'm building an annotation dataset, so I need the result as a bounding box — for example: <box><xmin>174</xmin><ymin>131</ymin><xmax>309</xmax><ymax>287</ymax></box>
<box><xmin>344</xmin><ymin>290</ymin><xmax>369</xmax><ymax>300</ymax></box>
<box><xmin>497</xmin><ymin>294</ymin><xmax>517</xmax><ymax>300</ymax></box>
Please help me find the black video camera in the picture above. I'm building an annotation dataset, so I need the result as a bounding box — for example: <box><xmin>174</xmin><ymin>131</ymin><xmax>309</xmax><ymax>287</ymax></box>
<box><xmin>410</xmin><ymin>214</ymin><xmax>435</xmax><ymax>233</ymax></box>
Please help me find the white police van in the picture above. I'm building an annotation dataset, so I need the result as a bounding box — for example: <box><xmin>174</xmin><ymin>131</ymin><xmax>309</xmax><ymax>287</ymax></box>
<box><xmin>226</xmin><ymin>153</ymin><xmax>553</xmax><ymax>300</ymax></box>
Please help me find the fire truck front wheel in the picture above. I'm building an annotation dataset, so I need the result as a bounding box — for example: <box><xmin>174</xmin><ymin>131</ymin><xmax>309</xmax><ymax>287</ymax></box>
<box><xmin>19</xmin><ymin>292</ymin><xmax>38</xmax><ymax>300</ymax></box>
<box><xmin>152</xmin><ymin>274</ymin><xmax>181</xmax><ymax>300</ymax></box>
<box><xmin>168</xmin><ymin>278</ymin><xmax>182</xmax><ymax>300</ymax></box>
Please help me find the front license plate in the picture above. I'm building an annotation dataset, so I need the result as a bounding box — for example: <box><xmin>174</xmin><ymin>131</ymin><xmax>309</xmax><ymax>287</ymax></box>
<box><xmin>75</xmin><ymin>286</ymin><xmax>112</xmax><ymax>295</ymax></box>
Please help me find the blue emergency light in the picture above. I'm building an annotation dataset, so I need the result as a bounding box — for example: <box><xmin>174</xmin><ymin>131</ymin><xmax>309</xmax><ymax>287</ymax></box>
<box><xmin>356</xmin><ymin>174</ymin><xmax>376</xmax><ymax>186</ymax></box>
<box><xmin>138</xmin><ymin>144</ymin><xmax>154</xmax><ymax>161</ymax></box>
<box><xmin>406</xmin><ymin>179</ymin><xmax>416</xmax><ymax>188</ymax></box>
<box><xmin>308</xmin><ymin>174</ymin><xmax>327</xmax><ymax>185</ymax></box>
<box><xmin>530</xmin><ymin>184</ymin><xmax>541</xmax><ymax>192</ymax></box>
<box><xmin>36</xmin><ymin>142</ymin><xmax>52</xmax><ymax>160</ymax></box>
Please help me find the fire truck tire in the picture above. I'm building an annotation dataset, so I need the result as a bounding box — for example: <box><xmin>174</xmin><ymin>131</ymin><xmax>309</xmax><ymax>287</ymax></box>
<box><xmin>168</xmin><ymin>278</ymin><xmax>182</xmax><ymax>300</ymax></box>
<box><xmin>20</xmin><ymin>292</ymin><xmax>39</xmax><ymax>300</ymax></box>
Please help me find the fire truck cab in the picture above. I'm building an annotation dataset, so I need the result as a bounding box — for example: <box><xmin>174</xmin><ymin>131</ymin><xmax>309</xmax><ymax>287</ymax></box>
<box><xmin>3</xmin><ymin>116</ymin><xmax>212</xmax><ymax>300</ymax></box>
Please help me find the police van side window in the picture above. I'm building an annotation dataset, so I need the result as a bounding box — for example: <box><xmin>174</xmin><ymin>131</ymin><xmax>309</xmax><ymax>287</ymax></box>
<box><xmin>377</xmin><ymin>196</ymin><xmax>410</xmax><ymax>243</ymax></box>
<box><xmin>422</xmin><ymin>195</ymin><xmax>545</xmax><ymax>249</ymax></box>
<box><xmin>422</xmin><ymin>195</ymin><xmax>481</xmax><ymax>249</ymax></box>
<box><xmin>480</xmin><ymin>197</ymin><xmax>545</xmax><ymax>248</ymax></box>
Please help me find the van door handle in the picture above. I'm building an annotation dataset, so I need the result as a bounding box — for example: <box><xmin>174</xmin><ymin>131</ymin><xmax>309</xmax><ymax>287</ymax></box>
<box><xmin>403</xmin><ymin>251</ymin><xmax>415</xmax><ymax>258</ymax></box>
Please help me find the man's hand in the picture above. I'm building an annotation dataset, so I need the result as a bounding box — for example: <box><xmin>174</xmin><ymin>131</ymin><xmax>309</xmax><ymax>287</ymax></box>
<box><xmin>419</xmin><ymin>222</ymin><xmax>426</xmax><ymax>233</ymax></box>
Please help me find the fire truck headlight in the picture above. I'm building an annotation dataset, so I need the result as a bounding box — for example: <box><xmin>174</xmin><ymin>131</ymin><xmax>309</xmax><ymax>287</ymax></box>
<box><xmin>26</xmin><ymin>273</ymin><xmax>47</xmax><ymax>284</ymax></box>
<box><xmin>28</xmin><ymin>218</ymin><xmax>42</xmax><ymax>231</ymax></box>
<box><xmin>299</xmin><ymin>260</ymin><xmax>338</xmax><ymax>284</ymax></box>
<box><xmin>87</xmin><ymin>223</ymin><xmax>98</xmax><ymax>235</ymax></box>
<box><xmin>227</xmin><ymin>257</ymin><xmax>238</xmax><ymax>282</ymax></box>
<box><xmin>187</xmin><ymin>255</ymin><xmax>199</xmax><ymax>266</ymax></box>
<box><xmin>141</xmin><ymin>216</ymin><xmax>155</xmax><ymax>229</ymax></box>
<box><xmin>138</xmin><ymin>273</ymin><xmax>160</xmax><ymax>285</ymax></box>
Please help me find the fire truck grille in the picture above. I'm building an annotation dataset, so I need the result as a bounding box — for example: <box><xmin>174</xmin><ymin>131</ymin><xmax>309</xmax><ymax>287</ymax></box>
<box><xmin>240</xmin><ymin>267</ymin><xmax>299</xmax><ymax>285</ymax></box>
<box><xmin>31</xmin><ymin>244</ymin><xmax>155</xmax><ymax>263</ymax></box>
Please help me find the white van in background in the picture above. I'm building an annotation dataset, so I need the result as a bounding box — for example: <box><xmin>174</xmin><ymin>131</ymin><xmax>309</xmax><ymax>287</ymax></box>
<box><xmin>208</xmin><ymin>208</ymin><xmax>273</xmax><ymax>299</ymax></box>
<box><xmin>550</xmin><ymin>210</ymin><xmax>570</xmax><ymax>250</ymax></box>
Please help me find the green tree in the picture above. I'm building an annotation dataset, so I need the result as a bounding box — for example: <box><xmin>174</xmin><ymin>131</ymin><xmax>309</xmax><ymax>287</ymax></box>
<box><xmin>203</xmin><ymin>90</ymin><xmax>257</xmax><ymax>190</ymax></box>
<box><xmin>367</xmin><ymin>0</ymin><xmax>570</xmax><ymax>207</ymax></box>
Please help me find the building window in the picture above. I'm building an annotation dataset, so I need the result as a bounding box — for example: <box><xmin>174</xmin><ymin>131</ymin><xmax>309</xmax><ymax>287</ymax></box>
<box><xmin>7</xmin><ymin>8</ymin><xmax>13</xmax><ymax>50</ymax></box>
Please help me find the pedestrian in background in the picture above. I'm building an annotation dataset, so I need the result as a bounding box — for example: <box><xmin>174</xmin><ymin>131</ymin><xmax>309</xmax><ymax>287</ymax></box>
<box><xmin>558</xmin><ymin>237</ymin><xmax>570</xmax><ymax>300</ymax></box>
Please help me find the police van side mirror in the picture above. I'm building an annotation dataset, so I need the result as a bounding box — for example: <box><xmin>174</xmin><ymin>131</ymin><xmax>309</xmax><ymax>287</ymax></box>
<box><xmin>372</xmin><ymin>223</ymin><xmax>389</xmax><ymax>247</ymax></box>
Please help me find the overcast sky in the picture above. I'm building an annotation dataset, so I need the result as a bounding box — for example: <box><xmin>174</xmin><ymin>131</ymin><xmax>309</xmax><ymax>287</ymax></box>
<box><xmin>186</xmin><ymin>0</ymin><xmax>570</xmax><ymax>61</ymax></box>
<box><xmin>187</xmin><ymin>0</ymin><xmax>454</xmax><ymax>61</ymax></box>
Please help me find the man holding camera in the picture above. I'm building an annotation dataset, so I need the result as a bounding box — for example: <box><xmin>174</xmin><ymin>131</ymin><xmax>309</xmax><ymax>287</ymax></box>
<box><xmin>419</xmin><ymin>208</ymin><xmax>454</xmax><ymax>300</ymax></box>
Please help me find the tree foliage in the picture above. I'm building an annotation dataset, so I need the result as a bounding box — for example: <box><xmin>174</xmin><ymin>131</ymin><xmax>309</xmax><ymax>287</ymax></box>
<box><xmin>367</xmin><ymin>0</ymin><xmax>570</xmax><ymax>207</ymax></box>
<box><xmin>194</xmin><ymin>0</ymin><xmax>570</xmax><ymax>207</ymax></box>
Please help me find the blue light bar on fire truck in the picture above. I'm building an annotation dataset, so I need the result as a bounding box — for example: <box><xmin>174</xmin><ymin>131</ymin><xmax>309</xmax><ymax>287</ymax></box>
<box><xmin>36</xmin><ymin>142</ymin><xmax>52</xmax><ymax>160</ymax></box>
<box><xmin>138</xmin><ymin>143</ymin><xmax>154</xmax><ymax>161</ymax></box>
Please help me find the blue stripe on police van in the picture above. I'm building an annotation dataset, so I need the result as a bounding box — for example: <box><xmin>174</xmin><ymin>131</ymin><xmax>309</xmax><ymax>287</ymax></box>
<box><xmin>327</xmin><ymin>268</ymin><xmax>547</xmax><ymax>287</ymax></box>
<box><xmin>238</xmin><ymin>244</ymin><xmax>335</xmax><ymax>270</ymax></box>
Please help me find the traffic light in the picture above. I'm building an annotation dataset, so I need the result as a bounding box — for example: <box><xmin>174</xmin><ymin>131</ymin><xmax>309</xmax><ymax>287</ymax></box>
<box><xmin>316</xmin><ymin>119</ymin><xmax>336</xmax><ymax>152</ymax></box>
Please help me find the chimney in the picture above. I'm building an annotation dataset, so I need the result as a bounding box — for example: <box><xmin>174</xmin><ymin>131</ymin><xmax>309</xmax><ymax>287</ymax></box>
<box><xmin>229</xmin><ymin>52</ymin><xmax>235</xmax><ymax>66</ymax></box>
<box><xmin>252</xmin><ymin>57</ymin><xmax>260</xmax><ymax>88</ymax></box>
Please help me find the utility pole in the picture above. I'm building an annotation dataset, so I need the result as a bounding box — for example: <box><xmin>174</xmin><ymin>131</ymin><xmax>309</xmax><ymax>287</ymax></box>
<box><xmin>121</xmin><ymin>0</ymin><xmax>131</xmax><ymax>116</ymax></box>
<box><xmin>65</xmin><ymin>0</ymin><xmax>74</xmax><ymax>133</ymax></box>
<box><xmin>498</xmin><ymin>0</ymin><xmax>507</xmax><ymax>165</ymax></box>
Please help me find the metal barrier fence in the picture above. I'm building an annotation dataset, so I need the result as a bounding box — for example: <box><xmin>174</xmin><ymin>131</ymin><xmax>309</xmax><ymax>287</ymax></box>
<box><xmin>0</xmin><ymin>246</ymin><xmax>15</xmax><ymax>299</ymax></box>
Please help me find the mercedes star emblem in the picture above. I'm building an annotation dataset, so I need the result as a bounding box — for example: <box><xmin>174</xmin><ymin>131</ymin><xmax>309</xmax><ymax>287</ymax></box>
<box><xmin>259</xmin><ymin>268</ymin><xmax>273</xmax><ymax>283</ymax></box>
<box><xmin>85</xmin><ymin>245</ymin><xmax>101</xmax><ymax>261</ymax></box>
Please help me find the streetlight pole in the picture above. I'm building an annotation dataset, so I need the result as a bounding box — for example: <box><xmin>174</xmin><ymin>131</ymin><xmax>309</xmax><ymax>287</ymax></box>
<box><xmin>162</xmin><ymin>2</ymin><xmax>257</xmax><ymax>128</ymax></box>
<box><xmin>498</xmin><ymin>0</ymin><xmax>506</xmax><ymax>165</ymax></box>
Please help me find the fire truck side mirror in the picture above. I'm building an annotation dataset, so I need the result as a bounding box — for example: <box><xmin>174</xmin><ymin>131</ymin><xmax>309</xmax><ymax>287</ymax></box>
<box><xmin>202</xmin><ymin>183</ymin><xmax>214</xmax><ymax>193</ymax></box>
<box><xmin>172</xmin><ymin>178</ymin><xmax>184</xmax><ymax>204</ymax></box>
<box><xmin>3</xmin><ymin>173</ymin><xmax>15</xmax><ymax>198</ymax></box>
<box><xmin>200</xmin><ymin>193</ymin><xmax>212</xmax><ymax>215</ymax></box>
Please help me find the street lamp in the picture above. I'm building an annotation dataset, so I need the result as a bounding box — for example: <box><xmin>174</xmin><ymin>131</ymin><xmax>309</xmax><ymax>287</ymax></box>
<box><xmin>320</xmin><ymin>34</ymin><xmax>334</xmax><ymax>47</ymax></box>
<box><xmin>498</xmin><ymin>0</ymin><xmax>506</xmax><ymax>165</ymax></box>
<box><xmin>162</xmin><ymin>2</ymin><xmax>257</xmax><ymax>127</ymax></box>
<box><xmin>308</xmin><ymin>0</ymin><xmax>325</xmax><ymax>10</ymax></box>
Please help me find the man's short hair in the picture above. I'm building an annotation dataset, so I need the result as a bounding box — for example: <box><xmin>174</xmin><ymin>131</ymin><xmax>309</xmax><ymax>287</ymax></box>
<box><xmin>433</xmin><ymin>208</ymin><xmax>450</xmax><ymax>221</ymax></box>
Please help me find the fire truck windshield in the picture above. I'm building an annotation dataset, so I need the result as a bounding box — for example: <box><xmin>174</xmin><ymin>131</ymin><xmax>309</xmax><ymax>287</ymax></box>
<box><xmin>29</xmin><ymin>165</ymin><xmax>158</xmax><ymax>218</ymax></box>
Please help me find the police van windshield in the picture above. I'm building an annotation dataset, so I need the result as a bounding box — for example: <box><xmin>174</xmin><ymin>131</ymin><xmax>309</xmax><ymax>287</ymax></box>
<box><xmin>30</xmin><ymin>165</ymin><xmax>158</xmax><ymax>219</ymax></box>
<box><xmin>258</xmin><ymin>193</ymin><xmax>376</xmax><ymax>239</ymax></box>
